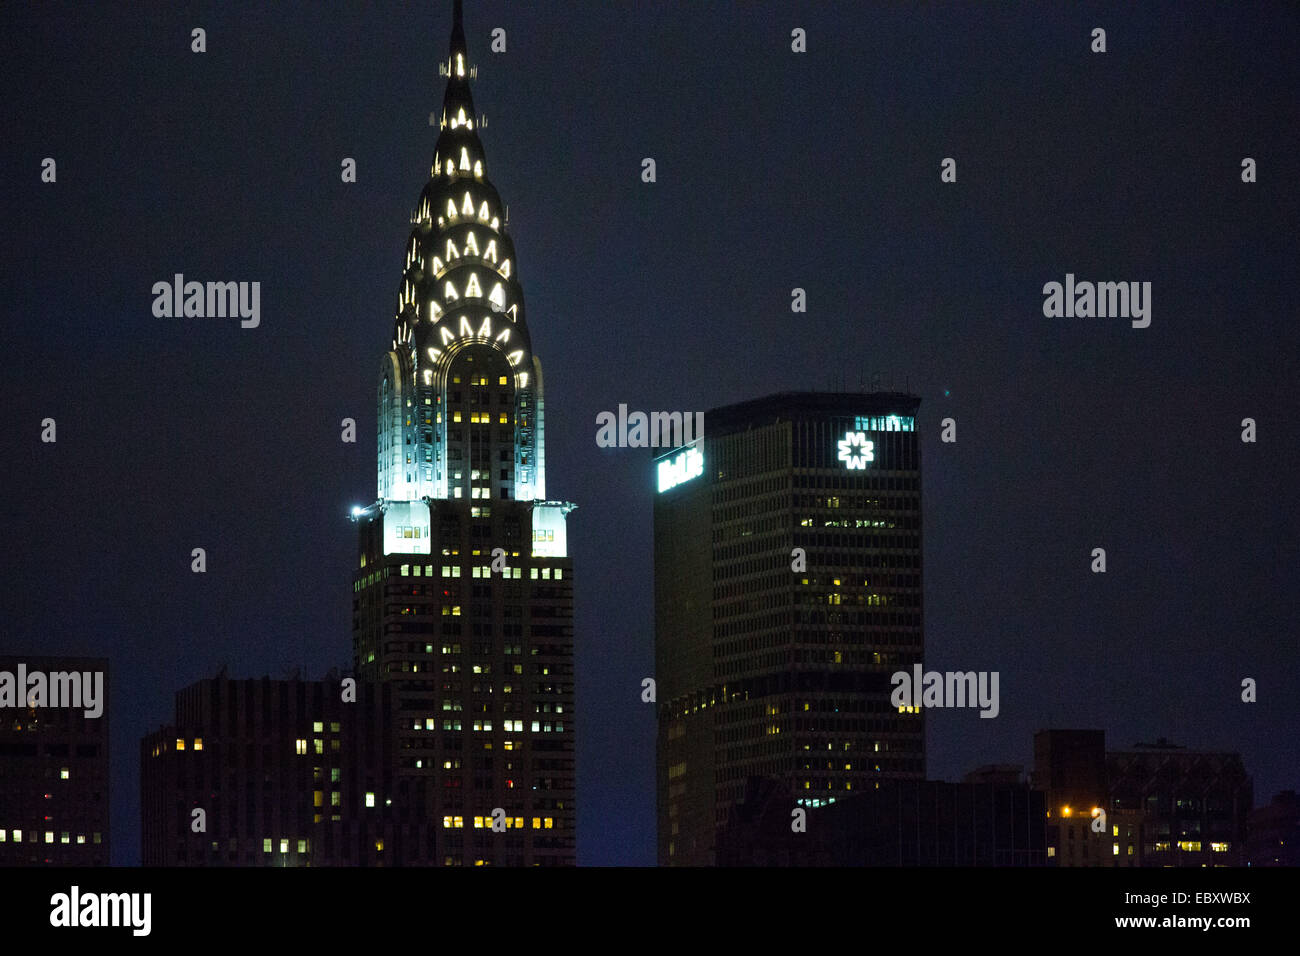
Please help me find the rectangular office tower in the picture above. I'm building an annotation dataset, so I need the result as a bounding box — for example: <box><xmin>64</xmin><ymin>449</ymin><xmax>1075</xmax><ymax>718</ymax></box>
<box><xmin>655</xmin><ymin>392</ymin><xmax>924</xmax><ymax>865</ymax></box>
<box><xmin>0</xmin><ymin>656</ymin><xmax>109</xmax><ymax>865</ymax></box>
<box><xmin>141</xmin><ymin>677</ymin><xmax>421</xmax><ymax>866</ymax></box>
<box><xmin>348</xmin><ymin>1</ymin><xmax>575</xmax><ymax>866</ymax></box>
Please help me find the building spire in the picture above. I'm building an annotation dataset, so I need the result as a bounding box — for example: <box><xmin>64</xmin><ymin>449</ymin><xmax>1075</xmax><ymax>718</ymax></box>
<box><xmin>378</xmin><ymin>0</ymin><xmax>542</xmax><ymax>504</ymax></box>
<box><xmin>451</xmin><ymin>0</ymin><xmax>464</xmax><ymax>49</ymax></box>
<box><xmin>440</xmin><ymin>0</ymin><xmax>475</xmax><ymax>132</ymax></box>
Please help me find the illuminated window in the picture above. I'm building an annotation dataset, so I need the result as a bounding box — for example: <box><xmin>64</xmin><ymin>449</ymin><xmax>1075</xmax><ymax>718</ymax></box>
<box><xmin>175</xmin><ymin>738</ymin><xmax>185</xmax><ymax>751</ymax></box>
<box><xmin>263</xmin><ymin>838</ymin><xmax>272</xmax><ymax>853</ymax></box>
<box><xmin>295</xmin><ymin>739</ymin><xmax>307</xmax><ymax>755</ymax></box>
<box><xmin>298</xmin><ymin>839</ymin><xmax>307</xmax><ymax>854</ymax></box>
<box><xmin>365</xmin><ymin>793</ymin><xmax>375</xmax><ymax>807</ymax></box>
<box><xmin>280</xmin><ymin>838</ymin><xmax>289</xmax><ymax>853</ymax></box>
<box><xmin>193</xmin><ymin>738</ymin><xmax>203</xmax><ymax>751</ymax></box>
<box><xmin>330</xmin><ymin>792</ymin><xmax>341</xmax><ymax>806</ymax></box>
<box><xmin>59</xmin><ymin>768</ymin><xmax>69</xmax><ymax>780</ymax></box>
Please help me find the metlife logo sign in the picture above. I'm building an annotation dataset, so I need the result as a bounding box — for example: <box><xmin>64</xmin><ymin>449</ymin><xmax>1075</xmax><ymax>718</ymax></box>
<box><xmin>656</xmin><ymin>444</ymin><xmax>703</xmax><ymax>493</ymax></box>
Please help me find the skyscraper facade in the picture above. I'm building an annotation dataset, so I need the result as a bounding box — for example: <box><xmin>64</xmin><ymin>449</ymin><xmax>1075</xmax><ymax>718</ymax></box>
<box><xmin>141</xmin><ymin>676</ymin><xmax>415</xmax><ymax>866</ymax></box>
<box><xmin>654</xmin><ymin>391</ymin><xmax>923</xmax><ymax>865</ymax></box>
<box><xmin>349</xmin><ymin>0</ymin><xmax>576</xmax><ymax>866</ymax></box>
<box><xmin>1032</xmin><ymin>730</ymin><xmax>1251</xmax><ymax>867</ymax></box>
<box><xmin>0</xmin><ymin>656</ymin><xmax>109</xmax><ymax>866</ymax></box>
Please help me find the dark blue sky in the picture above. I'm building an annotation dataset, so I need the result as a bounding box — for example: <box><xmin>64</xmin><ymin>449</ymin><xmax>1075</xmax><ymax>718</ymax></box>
<box><xmin>2</xmin><ymin>1</ymin><xmax>1296</xmax><ymax>866</ymax></box>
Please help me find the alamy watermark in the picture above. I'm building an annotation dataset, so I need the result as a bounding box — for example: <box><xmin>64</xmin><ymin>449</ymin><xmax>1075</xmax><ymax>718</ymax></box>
<box><xmin>152</xmin><ymin>274</ymin><xmax>260</xmax><ymax>328</ymax></box>
<box><xmin>595</xmin><ymin>405</ymin><xmax>703</xmax><ymax>448</ymax></box>
<box><xmin>49</xmin><ymin>886</ymin><xmax>151</xmax><ymax>936</ymax></box>
<box><xmin>890</xmin><ymin>665</ymin><xmax>999</xmax><ymax>718</ymax></box>
<box><xmin>1042</xmin><ymin>273</ymin><xmax>1150</xmax><ymax>328</ymax></box>
<box><xmin>0</xmin><ymin>663</ymin><xmax>104</xmax><ymax>718</ymax></box>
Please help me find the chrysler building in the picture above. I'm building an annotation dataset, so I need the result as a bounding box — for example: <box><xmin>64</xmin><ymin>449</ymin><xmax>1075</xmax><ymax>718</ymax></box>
<box><xmin>351</xmin><ymin>0</ymin><xmax>576</xmax><ymax>865</ymax></box>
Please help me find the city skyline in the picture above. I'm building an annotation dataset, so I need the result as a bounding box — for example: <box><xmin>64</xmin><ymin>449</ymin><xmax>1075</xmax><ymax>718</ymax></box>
<box><xmin>1</xmin><ymin>0</ymin><xmax>1296</xmax><ymax>866</ymax></box>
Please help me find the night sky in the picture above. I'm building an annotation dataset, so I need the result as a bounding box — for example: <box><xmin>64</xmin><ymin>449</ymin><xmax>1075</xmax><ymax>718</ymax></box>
<box><xmin>2</xmin><ymin>1</ymin><xmax>1296</xmax><ymax>867</ymax></box>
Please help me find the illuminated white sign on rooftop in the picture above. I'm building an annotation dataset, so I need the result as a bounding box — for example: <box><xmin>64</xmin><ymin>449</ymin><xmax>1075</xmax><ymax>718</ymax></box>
<box><xmin>657</xmin><ymin>445</ymin><xmax>704</xmax><ymax>493</ymax></box>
